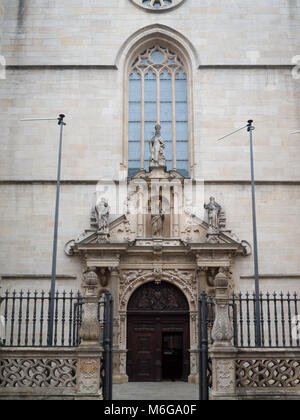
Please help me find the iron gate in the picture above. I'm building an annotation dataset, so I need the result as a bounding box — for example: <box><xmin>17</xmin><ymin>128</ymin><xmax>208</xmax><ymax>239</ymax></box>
<box><xmin>100</xmin><ymin>291</ymin><xmax>114</xmax><ymax>400</ymax></box>
<box><xmin>198</xmin><ymin>292</ymin><xmax>213</xmax><ymax>401</ymax></box>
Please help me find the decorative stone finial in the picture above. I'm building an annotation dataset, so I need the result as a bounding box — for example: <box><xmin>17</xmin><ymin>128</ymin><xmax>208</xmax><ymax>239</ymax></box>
<box><xmin>80</xmin><ymin>269</ymin><xmax>101</xmax><ymax>345</ymax></box>
<box><xmin>211</xmin><ymin>271</ymin><xmax>233</xmax><ymax>346</ymax></box>
<box><xmin>82</xmin><ymin>270</ymin><xmax>99</xmax><ymax>296</ymax></box>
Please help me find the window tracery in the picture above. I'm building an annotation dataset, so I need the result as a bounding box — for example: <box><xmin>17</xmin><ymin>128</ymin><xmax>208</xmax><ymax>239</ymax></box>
<box><xmin>128</xmin><ymin>45</ymin><xmax>189</xmax><ymax>176</ymax></box>
<box><xmin>131</xmin><ymin>0</ymin><xmax>184</xmax><ymax>11</ymax></box>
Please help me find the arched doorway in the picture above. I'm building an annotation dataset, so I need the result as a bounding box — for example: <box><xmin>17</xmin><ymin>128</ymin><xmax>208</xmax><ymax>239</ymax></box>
<box><xmin>126</xmin><ymin>281</ymin><xmax>190</xmax><ymax>382</ymax></box>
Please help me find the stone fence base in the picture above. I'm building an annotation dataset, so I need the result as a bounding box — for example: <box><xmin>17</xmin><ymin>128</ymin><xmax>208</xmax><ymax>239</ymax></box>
<box><xmin>0</xmin><ymin>346</ymin><xmax>103</xmax><ymax>400</ymax></box>
<box><xmin>210</xmin><ymin>347</ymin><xmax>300</xmax><ymax>400</ymax></box>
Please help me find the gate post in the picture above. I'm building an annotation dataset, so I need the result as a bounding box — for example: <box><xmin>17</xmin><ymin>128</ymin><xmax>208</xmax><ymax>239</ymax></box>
<box><xmin>198</xmin><ymin>291</ymin><xmax>209</xmax><ymax>400</ymax></box>
<box><xmin>77</xmin><ymin>270</ymin><xmax>103</xmax><ymax>399</ymax></box>
<box><xmin>103</xmin><ymin>290</ymin><xmax>113</xmax><ymax>401</ymax></box>
<box><xmin>209</xmin><ymin>272</ymin><xmax>237</xmax><ymax>400</ymax></box>
<box><xmin>0</xmin><ymin>292</ymin><xmax>4</xmax><ymax>346</ymax></box>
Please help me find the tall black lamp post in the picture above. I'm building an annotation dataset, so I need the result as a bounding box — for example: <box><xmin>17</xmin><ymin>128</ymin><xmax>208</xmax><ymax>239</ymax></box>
<box><xmin>218</xmin><ymin>120</ymin><xmax>261</xmax><ymax>347</ymax></box>
<box><xmin>47</xmin><ymin>114</ymin><xmax>66</xmax><ymax>346</ymax></box>
<box><xmin>21</xmin><ymin>114</ymin><xmax>66</xmax><ymax>346</ymax></box>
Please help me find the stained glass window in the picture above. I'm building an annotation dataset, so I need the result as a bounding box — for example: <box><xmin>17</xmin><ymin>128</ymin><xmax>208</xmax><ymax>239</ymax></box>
<box><xmin>128</xmin><ymin>46</ymin><xmax>189</xmax><ymax>177</ymax></box>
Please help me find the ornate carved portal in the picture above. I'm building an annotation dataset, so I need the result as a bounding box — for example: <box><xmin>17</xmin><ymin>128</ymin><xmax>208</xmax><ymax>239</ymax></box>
<box><xmin>65</xmin><ymin>164</ymin><xmax>250</xmax><ymax>384</ymax></box>
<box><xmin>127</xmin><ymin>281</ymin><xmax>190</xmax><ymax>382</ymax></box>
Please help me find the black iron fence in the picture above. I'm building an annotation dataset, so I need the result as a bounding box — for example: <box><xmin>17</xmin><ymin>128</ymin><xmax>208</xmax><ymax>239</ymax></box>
<box><xmin>0</xmin><ymin>290</ymin><xmax>115</xmax><ymax>352</ymax></box>
<box><xmin>199</xmin><ymin>291</ymin><xmax>300</xmax><ymax>351</ymax></box>
<box><xmin>0</xmin><ymin>290</ymin><xmax>114</xmax><ymax>400</ymax></box>
<box><xmin>232</xmin><ymin>292</ymin><xmax>300</xmax><ymax>348</ymax></box>
<box><xmin>0</xmin><ymin>290</ymin><xmax>82</xmax><ymax>348</ymax></box>
<box><xmin>198</xmin><ymin>291</ymin><xmax>300</xmax><ymax>400</ymax></box>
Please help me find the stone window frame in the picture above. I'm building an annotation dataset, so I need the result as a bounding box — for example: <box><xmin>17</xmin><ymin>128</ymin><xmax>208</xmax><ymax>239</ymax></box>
<box><xmin>128</xmin><ymin>45</ymin><xmax>189</xmax><ymax>176</ymax></box>
<box><xmin>122</xmin><ymin>35</ymin><xmax>195</xmax><ymax>178</ymax></box>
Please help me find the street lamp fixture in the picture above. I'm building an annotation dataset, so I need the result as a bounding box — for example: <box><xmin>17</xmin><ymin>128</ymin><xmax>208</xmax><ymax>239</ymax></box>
<box><xmin>217</xmin><ymin>120</ymin><xmax>262</xmax><ymax>347</ymax></box>
<box><xmin>21</xmin><ymin>114</ymin><xmax>66</xmax><ymax>346</ymax></box>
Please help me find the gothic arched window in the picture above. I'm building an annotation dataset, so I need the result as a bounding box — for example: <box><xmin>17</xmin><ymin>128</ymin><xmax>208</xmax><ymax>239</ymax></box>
<box><xmin>128</xmin><ymin>45</ymin><xmax>189</xmax><ymax>177</ymax></box>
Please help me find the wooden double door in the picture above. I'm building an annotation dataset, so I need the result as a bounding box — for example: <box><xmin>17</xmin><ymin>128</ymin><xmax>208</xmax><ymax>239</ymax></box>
<box><xmin>126</xmin><ymin>281</ymin><xmax>190</xmax><ymax>382</ymax></box>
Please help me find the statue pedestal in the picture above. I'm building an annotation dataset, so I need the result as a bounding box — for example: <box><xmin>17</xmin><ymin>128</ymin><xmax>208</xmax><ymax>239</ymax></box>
<box><xmin>206</xmin><ymin>226</ymin><xmax>220</xmax><ymax>244</ymax></box>
<box><xmin>96</xmin><ymin>231</ymin><xmax>110</xmax><ymax>243</ymax></box>
<box><xmin>149</xmin><ymin>165</ymin><xmax>167</xmax><ymax>178</ymax></box>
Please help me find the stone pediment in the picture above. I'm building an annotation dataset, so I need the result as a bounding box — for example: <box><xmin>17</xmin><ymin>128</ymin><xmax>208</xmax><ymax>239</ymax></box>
<box><xmin>182</xmin><ymin>214</ymin><xmax>244</xmax><ymax>245</ymax></box>
<box><xmin>65</xmin><ymin>210</ymin><xmax>249</xmax><ymax>257</ymax></box>
<box><xmin>130</xmin><ymin>167</ymin><xmax>185</xmax><ymax>180</ymax></box>
<box><xmin>65</xmin><ymin>214</ymin><xmax>135</xmax><ymax>254</ymax></box>
<box><xmin>65</xmin><ymin>166</ymin><xmax>250</xmax><ymax>258</ymax></box>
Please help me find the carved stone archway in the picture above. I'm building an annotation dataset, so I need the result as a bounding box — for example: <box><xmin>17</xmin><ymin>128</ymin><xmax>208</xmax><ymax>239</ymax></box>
<box><xmin>119</xmin><ymin>270</ymin><xmax>197</xmax><ymax>312</ymax></box>
<box><xmin>126</xmin><ymin>280</ymin><xmax>190</xmax><ymax>382</ymax></box>
<box><xmin>117</xmin><ymin>269</ymin><xmax>198</xmax><ymax>383</ymax></box>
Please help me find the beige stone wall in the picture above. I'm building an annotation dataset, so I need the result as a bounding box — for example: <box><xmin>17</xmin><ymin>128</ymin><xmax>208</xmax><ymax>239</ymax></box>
<box><xmin>0</xmin><ymin>182</ymin><xmax>299</xmax><ymax>293</ymax></box>
<box><xmin>0</xmin><ymin>2</ymin><xmax>4</xmax><ymax>55</ymax></box>
<box><xmin>0</xmin><ymin>183</ymin><xmax>94</xmax><ymax>277</ymax></box>
<box><xmin>0</xmin><ymin>1</ymin><xmax>300</xmax><ymax>294</ymax></box>
<box><xmin>0</xmin><ymin>68</ymin><xmax>299</xmax><ymax>181</ymax></box>
<box><xmin>0</xmin><ymin>69</ymin><xmax>123</xmax><ymax>181</ymax></box>
<box><xmin>194</xmin><ymin>69</ymin><xmax>300</xmax><ymax>181</ymax></box>
<box><xmin>2</xmin><ymin>0</ymin><xmax>300</xmax><ymax>65</ymax></box>
<box><xmin>204</xmin><ymin>183</ymin><xmax>300</xmax><ymax>293</ymax></box>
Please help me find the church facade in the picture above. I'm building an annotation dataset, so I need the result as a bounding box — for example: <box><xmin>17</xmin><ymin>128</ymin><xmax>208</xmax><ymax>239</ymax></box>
<box><xmin>0</xmin><ymin>0</ymin><xmax>300</xmax><ymax>384</ymax></box>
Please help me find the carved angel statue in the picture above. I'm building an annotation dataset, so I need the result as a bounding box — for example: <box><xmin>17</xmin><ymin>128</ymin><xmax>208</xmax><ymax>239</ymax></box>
<box><xmin>152</xmin><ymin>209</ymin><xmax>165</xmax><ymax>238</ymax></box>
<box><xmin>150</xmin><ymin>124</ymin><xmax>166</xmax><ymax>168</ymax></box>
<box><xmin>95</xmin><ymin>198</ymin><xmax>110</xmax><ymax>233</ymax></box>
<box><xmin>204</xmin><ymin>197</ymin><xmax>222</xmax><ymax>230</ymax></box>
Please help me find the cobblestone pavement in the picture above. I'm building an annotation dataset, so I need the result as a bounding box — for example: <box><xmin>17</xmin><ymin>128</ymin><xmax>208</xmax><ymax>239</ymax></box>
<box><xmin>113</xmin><ymin>381</ymin><xmax>198</xmax><ymax>400</ymax></box>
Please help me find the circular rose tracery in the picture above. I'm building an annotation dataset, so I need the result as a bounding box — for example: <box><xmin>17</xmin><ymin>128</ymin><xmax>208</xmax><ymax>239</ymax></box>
<box><xmin>131</xmin><ymin>0</ymin><xmax>184</xmax><ymax>11</ymax></box>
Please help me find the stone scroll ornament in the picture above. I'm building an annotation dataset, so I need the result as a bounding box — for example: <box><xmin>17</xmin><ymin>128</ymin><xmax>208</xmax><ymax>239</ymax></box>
<box><xmin>130</xmin><ymin>0</ymin><xmax>185</xmax><ymax>11</ymax></box>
